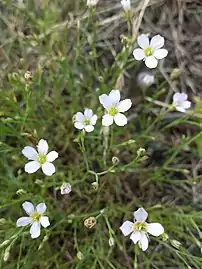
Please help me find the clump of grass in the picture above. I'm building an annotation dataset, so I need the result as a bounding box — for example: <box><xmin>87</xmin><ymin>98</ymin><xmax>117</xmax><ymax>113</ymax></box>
<box><xmin>0</xmin><ymin>1</ymin><xmax>202</xmax><ymax>268</ymax></box>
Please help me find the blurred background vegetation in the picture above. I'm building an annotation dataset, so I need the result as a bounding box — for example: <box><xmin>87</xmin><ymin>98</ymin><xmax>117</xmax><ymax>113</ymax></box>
<box><xmin>0</xmin><ymin>0</ymin><xmax>202</xmax><ymax>268</ymax></box>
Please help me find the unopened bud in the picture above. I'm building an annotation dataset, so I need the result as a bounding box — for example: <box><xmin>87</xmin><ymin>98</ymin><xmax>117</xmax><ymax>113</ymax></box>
<box><xmin>137</xmin><ymin>72</ymin><xmax>155</xmax><ymax>88</ymax></box>
<box><xmin>109</xmin><ymin>237</ymin><xmax>115</xmax><ymax>247</ymax></box>
<box><xmin>84</xmin><ymin>217</ymin><xmax>96</xmax><ymax>229</ymax></box>
<box><xmin>16</xmin><ymin>189</ymin><xmax>26</xmax><ymax>195</ymax></box>
<box><xmin>91</xmin><ymin>182</ymin><xmax>99</xmax><ymax>191</ymax></box>
<box><xmin>60</xmin><ymin>183</ymin><xmax>72</xmax><ymax>195</ymax></box>
<box><xmin>171</xmin><ymin>239</ymin><xmax>181</xmax><ymax>249</ymax></box>
<box><xmin>77</xmin><ymin>251</ymin><xmax>84</xmax><ymax>260</ymax></box>
<box><xmin>161</xmin><ymin>233</ymin><xmax>169</xmax><ymax>241</ymax></box>
<box><xmin>112</xmin><ymin>156</ymin><xmax>120</xmax><ymax>166</ymax></box>
<box><xmin>0</xmin><ymin>240</ymin><xmax>10</xmax><ymax>248</ymax></box>
<box><xmin>0</xmin><ymin>218</ymin><xmax>6</xmax><ymax>224</ymax></box>
<box><xmin>24</xmin><ymin>71</ymin><xmax>32</xmax><ymax>80</ymax></box>
<box><xmin>35</xmin><ymin>179</ymin><xmax>43</xmax><ymax>185</ymax></box>
<box><xmin>170</xmin><ymin>68</ymin><xmax>181</xmax><ymax>80</ymax></box>
<box><xmin>3</xmin><ymin>248</ymin><xmax>10</xmax><ymax>262</ymax></box>
<box><xmin>137</xmin><ymin>147</ymin><xmax>146</xmax><ymax>157</ymax></box>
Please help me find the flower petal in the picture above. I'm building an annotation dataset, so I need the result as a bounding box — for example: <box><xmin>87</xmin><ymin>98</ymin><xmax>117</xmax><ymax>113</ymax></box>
<box><xmin>102</xmin><ymin>114</ymin><xmax>114</xmax><ymax>126</ymax></box>
<box><xmin>139</xmin><ymin>234</ymin><xmax>149</xmax><ymax>251</ymax></box>
<box><xmin>84</xmin><ymin>108</ymin><xmax>93</xmax><ymax>119</ymax></box>
<box><xmin>22</xmin><ymin>146</ymin><xmax>38</xmax><ymax>160</ymax></box>
<box><xmin>134</xmin><ymin>208</ymin><xmax>148</xmax><ymax>222</ymax></box>
<box><xmin>130</xmin><ymin>231</ymin><xmax>141</xmax><ymax>244</ymax></box>
<box><xmin>150</xmin><ymin>34</ymin><xmax>165</xmax><ymax>49</ymax></box>
<box><xmin>154</xmin><ymin>49</ymin><xmax>168</xmax><ymax>59</ymax></box>
<box><xmin>40</xmin><ymin>216</ymin><xmax>50</xmax><ymax>228</ymax></box>
<box><xmin>75</xmin><ymin>112</ymin><xmax>84</xmax><ymax>122</ymax></box>
<box><xmin>16</xmin><ymin>217</ymin><xmax>32</xmax><ymax>227</ymax></box>
<box><xmin>30</xmin><ymin>222</ymin><xmax>41</xmax><ymax>239</ymax></box>
<box><xmin>114</xmin><ymin>113</ymin><xmax>127</xmax><ymax>126</ymax></box>
<box><xmin>175</xmin><ymin>106</ymin><xmax>186</xmax><ymax>113</ymax></box>
<box><xmin>146</xmin><ymin>223</ymin><xmax>164</xmax><ymax>236</ymax></box>
<box><xmin>91</xmin><ymin>115</ymin><xmax>97</xmax><ymax>125</ymax></box>
<box><xmin>145</xmin><ymin>56</ymin><xmax>158</xmax><ymax>69</ymax></box>
<box><xmin>118</xmin><ymin>99</ymin><xmax>132</xmax><ymax>112</ymax></box>
<box><xmin>41</xmin><ymin>162</ymin><xmax>55</xmax><ymax>176</ymax></box>
<box><xmin>120</xmin><ymin>220</ymin><xmax>134</xmax><ymax>236</ymax></box>
<box><xmin>137</xmin><ymin>34</ymin><xmax>149</xmax><ymax>49</ymax></box>
<box><xmin>99</xmin><ymin>94</ymin><xmax>112</xmax><ymax>109</ymax></box>
<box><xmin>173</xmin><ymin>92</ymin><xmax>187</xmax><ymax>102</ymax></box>
<box><xmin>133</xmin><ymin>48</ymin><xmax>145</xmax><ymax>60</ymax></box>
<box><xmin>22</xmin><ymin>201</ymin><xmax>35</xmax><ymax>215</ymax></box>
<box><xmin>74</xmin><ymin>121</ymin><xmax>84</xmax><ymax>130</ymax></box>
<box><xmin>25</xmin><ymin>161</ymin><xmax>40</xmax><ymax>174</ymax></box>
<box><xmin>36</xmin><ymin>203</ymin><xmax>46</xmax><ymax>214</ymax></box>
<box><xmin>46</xmin><ymin>151</ymin><xmax>58</xmax><ymax>162</ymax></box>
<box><xmin>182</xmin><ymin>101</ymin><xmax>191</xmax><ymax>109</ymax></box>
<box><xmin>85</xmin><ymin>125</ymin><xmax>94</xmax><ymax>132</ymax></box>
<box><xmin>109</xmin><ymin>90</ymin><xmax>120</xmax><ymax>104</ymax></box>
<box><xmin>37</xmin><ymin>139</ymin><xmax>48</xmax><ymax>155</ymax></box>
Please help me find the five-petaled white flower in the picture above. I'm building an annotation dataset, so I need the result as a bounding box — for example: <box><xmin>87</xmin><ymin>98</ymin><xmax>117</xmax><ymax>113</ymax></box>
<box><xmin>120</xmin><ymin>208</ymin><xmax>164</xmax><ymax>251</ymax></box>
<box><xmin>172</xmin><ymin>92</ymin><xmax>191</xmax><ymax>113</ymax></box>
<box><xmin>87</xmin><ymin>0</ymin><xmax>99</xmax><ymax>7</ymax></box>
<box><xmin>22</xmin><ymin>139</ymin><xmax>58</xmax><ymax>176</ymax></box>
<box><xmin>133</xmin><ymin>34</ymin><xmax>168</xmax><ymax>69</ymax></box>
<box><xmin>121</xmin><ymin>0</ymin><xmax>131</xmax><ymax>11</ymax></box>
<box><xmin>74</xmin><ymin>109</ymin><xmax>97</xmax><ymax>132</ymax></box>
<box><xmin>16</xmin><ymin>201</ymin><xmax>50</xmax><ymax>239</ymax></box>
<box><xmin>99</xmin><ymin>89</ymin><xmax>132</xmax><ymax>126</ymax></box>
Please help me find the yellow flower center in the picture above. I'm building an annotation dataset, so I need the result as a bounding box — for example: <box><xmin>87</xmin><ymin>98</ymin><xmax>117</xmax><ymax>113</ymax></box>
<box><xmin>83</xmin><ymin>119</ymin><xmax>90</xmax><ymax>125</ymax></box>
<box><xmin>144</xmin><ymin>47</ymin><xmax>153</xmax><ymax>57</ymax></box>
<box><xmin>31</xmin><ymin>212</ymin><xmax>41</xmax><ymax>222</ymax></box>
<box><xmin>108</xmin><ymin>106</ymin><xmax>119</xmax><ymax>116</ymax></box>
<box><xmin>134</xmin><ymin>221</ymin><xmax>147</xmax><ymax>233</ymax></box>
<box><xmin>38</xmin><ymin>154</ymin><xmax>47</xmax><ymax>164</ymax></box>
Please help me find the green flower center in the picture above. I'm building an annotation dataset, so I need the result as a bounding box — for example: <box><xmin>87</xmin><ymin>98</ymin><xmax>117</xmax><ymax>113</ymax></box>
<box><xmin>144</xmin><ymin>47</ymin><xmax>153</xmax><ymax>57</ymax></box>
<box><xmin>83</xmin><ymin>119</ymin><xmax>90</xmax><ymax>125</ymax></box>
<box><xmin>108</xmin><ymin>106</ymin><xmax>119</xmax><ymax>116</ymax></box>
<box><xmin>38</xmin><ymin>154</ymin><xmax>47</xmax><ymax>164</ymax></box>
<box><xmin>134</xmin><ymin>221</ymin><xmax>147</xmax><ymax>233</ymax></box>
<box><xmin>31</xmin><ymin>212</ymin><xmax>41</xmax><ymax>222</ymax></box>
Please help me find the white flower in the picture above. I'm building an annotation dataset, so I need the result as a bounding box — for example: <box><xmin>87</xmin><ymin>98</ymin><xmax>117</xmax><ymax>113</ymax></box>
<box><xmin>61</xmin><ymin>183</ymin><xmax>72</xmax><ymax>195</ymax></box>
<box><xmin>120</xmin><ymin>208</ymin><xmax>164</xmax><ymax>251</ymax></box>
<box><xmin>137</xmin><ymin>71</ymin><xmax>155</xmax><ymax>87</ymax></box>
<box><xmin>16</xmin><ymin>201</ymin><xmax>50</xmax><ymax>239</ymax></box>
<box><xmin>172</xmin><ymin>92</ymin><xmax>191</xmax><ymax>113</ymax></box>
<box><xmin>133</xmin><ymin>34</ymin><xmax>168</xmax><ymax>69</ymax></box>
<box><xmin>87</xmin><ymin>0</ymin><xmax>99</xmax><ymax>7</ymax></box>
<box><xmin>99</xmin><ymin>89</ymin><xmax>132</xmax><ymax>126</ymax></box>
<box><xmin>22</xmin><ymin>139</ymin><xmax>58</xmax><ymax>176</ymax></box>
<box><xmin>121</xmin><ymin>0</ymin><xmax>131</xmax><ymax>11</ymax></box>
<box><xmin>74</xmin><ymin>109</ymin><xmax>97</xmax><ymax>132</ymax></box>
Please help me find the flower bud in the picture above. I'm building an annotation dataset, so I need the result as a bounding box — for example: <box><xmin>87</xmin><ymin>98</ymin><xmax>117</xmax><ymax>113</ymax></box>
<box><xmin>24</xmin><ymin>71</ymin><xmax>32</xmax><ymax>80</ymax></box>
<box><xmin>16</xmin><ymin>189</ymin><xmax>26</xmax><ymax>195</ymax></box>
<box><xmin>171</xmin><ymin>239</ymin><xmax>181</xmax><ymax>249</ymax></box>
<box><xmin>0</xmin><ymin>240</ymin><xmax>10</xmax><ymax>248</ymax></box>
<box><xmin>108</xmin><ymin>237</ymin><xmax>115</xmax><ymax>247</ymax></box>
<box><xmin>170</xmin><ymin>68</ymin><xmax>181</xmax><ymax>80</ymax></box>
<box><xmin>112</xmin><ymin>156</ymin><xmax>120</xmax><ymax>166</ymax></box>
<box><xmin>84</xmin><ymin>217</ymin><xmax>96</xmax><ymax>229</ymax></box>
<box><xmin>60</xmin><ymin>183</ymin><xmax>72</xmax><ymax>195</ymax></box>
<box><xmin>91</xmin><ymin>182</ymin><xmax>99</xmax><ymax>191</ymax></box>
<box><xmin>77</xmin><ymin>251</ymin><xmax>84</xmax><ymax>260</ymax></box>
<box><xmin>137</xmin><ymin>72</ymin><xmax>155</xmax><ymax>88</ymax></box>
<box><xmin>3</xmin><ymin>247</ymin><xmax>10</xmax><ymax>262</ymax></box>
<box><xmin>137</xmin><ymin>147</ymin><xmax>146</xmax><ymax>157</ymax></box>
